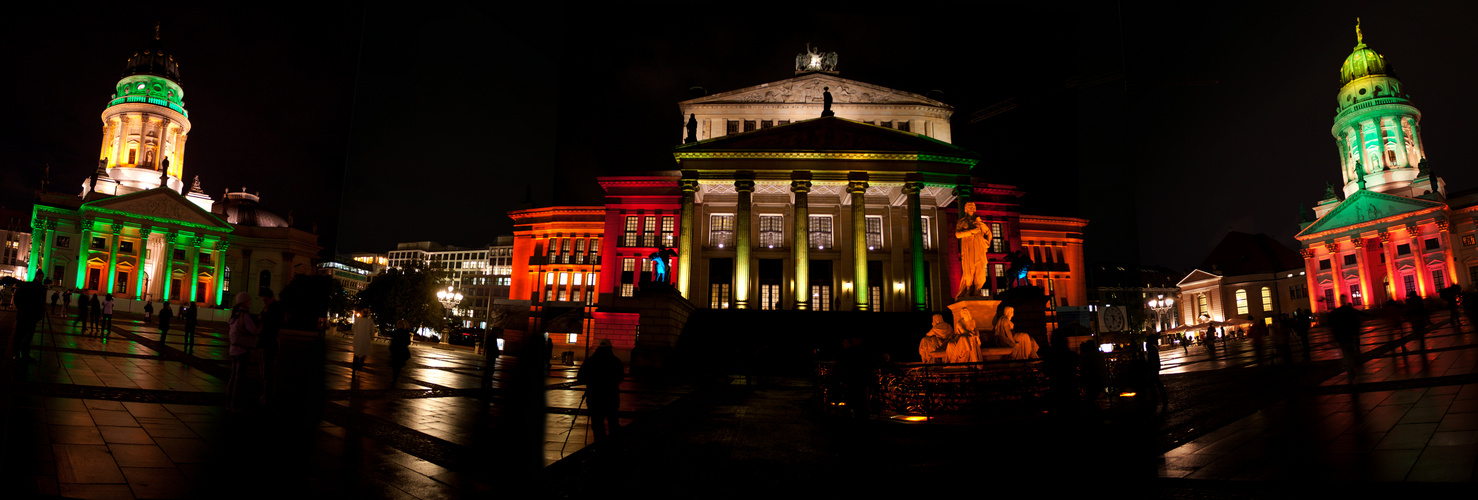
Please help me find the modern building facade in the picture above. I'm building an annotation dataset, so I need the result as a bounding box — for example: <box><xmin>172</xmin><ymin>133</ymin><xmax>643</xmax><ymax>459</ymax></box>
<box><xmin>1296</xmin><ymin>24</ymin><xmax>1478</xmax><ymax>312</ymax></box>
<box><xmin>384</xmin><ymin>239</ymin><xmax>513</xmax><ymax>327</ymax></box>
<box><xmin>0</xmin><ymin>207</ymin><xmax>32</xmax><ymax>280</ymax></box>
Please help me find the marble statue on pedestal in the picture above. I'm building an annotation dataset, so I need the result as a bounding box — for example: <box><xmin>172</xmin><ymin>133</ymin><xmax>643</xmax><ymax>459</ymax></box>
<box><xmin>918</xmin><ymin>314</ymin><xmax>950</xmax><ymax>362</ymax></box>
<box><xmin>991</xmin><ymin>306</ymin><xmax>1039</xmax><ymax>360</ymax></box>
<box><xmin>945</xmin><ymin>308</ymin><xmax>981</xmax><ymax>363</ymax></box>
<box><xmin>955</xmin><ymin>202</ymin><xmax>991</xmax><ymax>299</ymax></box>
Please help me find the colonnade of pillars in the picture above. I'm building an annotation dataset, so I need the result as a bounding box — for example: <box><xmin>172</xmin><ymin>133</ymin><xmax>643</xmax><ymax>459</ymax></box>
<box><xmin>674</xmin><ymin>173</ymin><xmax>962</xmax><ymax>312</ymax></box>
<box><xmin>28</xmin><ymin>219</ymin><xmax>228</xmax><ymax>307</ymax></box>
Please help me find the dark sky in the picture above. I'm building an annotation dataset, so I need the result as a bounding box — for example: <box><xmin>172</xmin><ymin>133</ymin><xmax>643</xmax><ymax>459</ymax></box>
<box><xmin>6</xmin><ymin>2</ymin><xmax>1476</xmax><ymax>277</ymax></box>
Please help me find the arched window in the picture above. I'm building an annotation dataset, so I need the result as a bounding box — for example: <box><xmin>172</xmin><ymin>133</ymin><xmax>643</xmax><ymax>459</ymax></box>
<box><xmin>1235</xmin><ymin>289</ymin><xmax>1249</xmax><ymax>316</ymax></box>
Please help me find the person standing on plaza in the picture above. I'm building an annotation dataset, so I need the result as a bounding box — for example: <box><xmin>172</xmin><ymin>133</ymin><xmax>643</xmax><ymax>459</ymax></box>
<box><xmin>88</xmin><ymin>293</ymin><xmax>101</xmax><ymax>332</ymax></box>
<box><xmin>1330</xmin><ymin>299</ymin><xmax>1365</xmax><ymax>381</ymax></box>
<box><xmin>1405</xmin><ymin>292</ymin><xmax>1429</xmax><ymax>352</ymax></box>
<box><xmin>73</xmin><ymin>291</ymin><xmax>90</xmax><ymax>334</ymax></box>
<box><xmin>1248</xmin><ymin>315</ymin><xmax>1268</xmax><ymax>365</ymax></box>
<box><xmin>60</xmin><ymin>288</ymin><xmax>70</xmax><ymax>316</ymax></box>
<box><xmin>227</xmin><ymin>292</ymin><xmax>261</xmax><ymax>412</ymax></box>
<box><xmin>577</xmin><ymin>339</ymin><xmax>624</xmax><ymax>440</ymax></box>
<box><xmin>1294</xmin><ymin>307</ymin><xmax>1313</xmax><ymax>361</ymax></box>
<box><xmin>8</xmin><ymin>273</ymin><xmax>47</xmax><ymax>363</ymax></box>
<box><xmin>143</xmin><ymin>300</ymin><xmax>153</xmax><ymax>321</ymax></box>
<box><xmin>1203</xmin><ymin>325</ymin><xmax>1216</xmax><ymax>357</ymax></box>
<box><xmin>158</xmin><ymin>300</ymin><xmax>174</xmax><ymax>343</ymax></box>
<box><xmin>182</xmin><ymin>302</ymin><xmax>198</xmax><ymax>347</ymax></box>
<box><xmin>101</xmin><ymin>294</ymin><xmax>115</xmax><ymax>334</ymax></box>
<box><xmin>389</xmin><ymin>319</ymin><xmax>411</xmax><ymax>386</ymax></box>
<box><xmin>351</xmin><ymin>306</ymin><xmax>374</xmax><ymax>377</ymax></box>
<box><xmin>257</xmin><ymin>289</ymin><xmax>285</xmax><ymax>406</ymax></box>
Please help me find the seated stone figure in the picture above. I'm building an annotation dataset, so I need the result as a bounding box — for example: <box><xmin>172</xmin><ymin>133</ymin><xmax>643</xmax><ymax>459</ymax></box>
<box><xmin>945</xmin><ymin>309</ymin><xmax>981</xmax><ymax>363</ymax></box>
<box><xmin>919</xmin><ymin>314</ymin><xmax>950</xmax><ymax>362</ymax></box>
<box><xmin>992</xmin><ymin>306</ymin><xmax>1039</xmax><ymax>360</ymax></box>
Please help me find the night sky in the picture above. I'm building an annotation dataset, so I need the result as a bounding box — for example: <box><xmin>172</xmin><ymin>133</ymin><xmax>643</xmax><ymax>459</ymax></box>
<box><xmin>5</xmin><ymin>2</ymin><xmax>1476</xmax><ymax>277</ymax></box>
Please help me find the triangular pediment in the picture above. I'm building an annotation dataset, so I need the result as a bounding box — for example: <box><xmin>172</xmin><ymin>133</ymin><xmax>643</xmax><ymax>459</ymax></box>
<box><xmin>83</xmin><ymin>188</ymin><xmax>233</xmax><ymax>233</ymax></box>
<box><xmin>683</xmin><ymin>73</ymin><xmax>948</xmax><ymax>107</ymax></box>
<box><xmin>674</xmin><ymin>116</ymin><xmax>977</xmax><ymax>159</ymax></box>
<box><xmin>1296</xmin><ymin>189</ymin><xmax>1444</xmax><ymax>239</ymax></box>
<box><xmin>1177</xmin><ymin>268</ymin><xmax>1222</xmax><ymax>287</ymax></box>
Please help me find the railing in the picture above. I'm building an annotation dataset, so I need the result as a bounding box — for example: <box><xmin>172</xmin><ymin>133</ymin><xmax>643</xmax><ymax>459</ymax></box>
<box><xmin>815</xmin><ymin>359</ymin><xmax>1047</xmax><ymax>417</ymax></box>
<box><xmin>106</xmin><ymin>96</ymin><xmax>188</xmax><ymax>116</ymax></box>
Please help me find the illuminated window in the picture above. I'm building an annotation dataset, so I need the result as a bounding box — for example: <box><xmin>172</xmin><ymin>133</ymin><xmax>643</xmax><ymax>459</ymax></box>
<box><xmin>990</xmin><ymin>223</ymin><xmax>1004</xmax><ymax>253</ymax></box>
<box><xmin>623</xmin><ymin>217</ymin><xmax>639</xmax><ymax>247</ymax></box>
<box><xmin>1404</xmin><ymin>274</ymin><xmax>1416</xmax><ymax>296</ymax></box>
<box><xmin>561</xmin><ymin>239</ymin><xmax>572</xmax><ymax>264</ymax></box>
<box><xmin>709</xmin><ymin>214</ymin><xmax>735</xmax><ymax>248</ymax></box>
<box><xmin>91</xmin><ymin>237</ymin><xmax>106</xmax><ymax>249</ymax></box>
<box><xmin>573</xmin><ymin>273</ymin><xmax>582</xmax><ymax>286</ymax></box>
<box><xmin>921</xmin><ymin>216</ymin><xmax>934</xmax><ymax>250</ymax></box>
<box><xmin>589</xmin><ymin>238</ymin><xmax>600</xmax><ymax>261</ymax></box>
<box><xmin>711</xmin><ymin>283</ymin><xmax>730</xmax><ymax>309</ymax></box>
<box><xmin>808</xmin><ymin>215</ymin><xmax>833</xmax><ymax>249</ymax></box>
<box><xmin>760</xmin><ymin>284</ymin><xmax>780</xmax><ymax>310</ymax></box>
<box><xmin>662</xmin><ymin>216</ymin><xmax>675</xmax><ymax>247</ymax></box>
<box><xmin>1433</xmin><ymin>270</ymin><xmax>1446</xmax><ymax>289</ymax></box>
<box><xmin>1464</xmin><ymin>235</ymin><xmax>1476</xmax><ymax>246</ymax></box>
<box><xmin>119</xmin><ymin>241</ymin><xmax>134</xmax><ymax>254</ymax></box>
<box><xmin>643</xmin><ymin>217</ymin><xmax>657</xmax><ymax>247</ymax></box>
<box><xmin>1349</xmin><ymin>285</ymin><xmax>1362</xmax><ymax>306</ymax></box>
<box><xmin>559</xmin><ymin>272</ymin><xmax>569</xmax><ymax>285</ymax></box>
<box><xmin>811</xmin><ymin>284</ymin><xmax>832</xmax><ymax>311</ymax></box>
<box><xmin>622</xmin><ymin>258</ymin><xmax>635</xmax><ymax>272</ymax></box>
<box><xmin>870</xmin><ymin>285</ymin><xmax>882</xmax><ymax>311</ymax></box>
<box><xmin>759</xmin><ymin>215</ymin><xmax>784</xmax><ymax>248</ymax></box>
<box><xmin>621</xmin><ymin>284</ymin><xmax>634</xmax><ymax>297</ymax></box>
<box><xmin>574</xmin><ymin>239</ymin><xmax>586</xmax><ymax>264</ymax></box>
<box><xmin>1197</xmin><ymin>294</ymin><xmax>1208</xmax><ymax>317</ymax></box>
<box><xmin>1261</xmin><ymin>287</ymin><xmax>1273</xmax><ymax>312</ymax></box>
<box><xmin>865</xmin><ymin>215</ymin><xmax>883</xmax><ymax>250</ymax></box>
<box><xmin>547</xmin><ymin>272</ymin><xmax>555</xmax><ymax>285</ymax></box>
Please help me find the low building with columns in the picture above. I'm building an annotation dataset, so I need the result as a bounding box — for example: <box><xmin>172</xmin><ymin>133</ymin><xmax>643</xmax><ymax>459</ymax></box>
<box><xmin>26</xmin><ymin>30</ymin><xmax>318</xmax><ymax>313</ymax></box>
<box><xmin>1296</xmin><ymin>24</ymin><xmax>1478</xmax><ymax>312</ymax></box>
<box><xmin>505</xmin><ymin>53</ymin><xmax>1088</xmax><ymax>361</ymax></box>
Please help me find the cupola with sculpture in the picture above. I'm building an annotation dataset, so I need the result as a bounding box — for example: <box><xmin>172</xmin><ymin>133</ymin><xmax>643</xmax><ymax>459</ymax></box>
<box><xmin>1330</xmin><ymin>19</ymin><xmax>1435</xmax><ymax>199</ymax></box>
<box><xmin>87</xmin><ymin>24</ymin><xmax>197</xmax><ymax>203</ymax></box>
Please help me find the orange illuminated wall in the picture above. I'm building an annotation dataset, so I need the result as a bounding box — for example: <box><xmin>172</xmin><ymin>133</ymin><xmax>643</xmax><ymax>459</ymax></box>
<box><xmin>594</xmin><ymin>176</ymin><xmax>681</xmax><ymax>303</ymax></box>
<box><xmin>508</xmin><ymin>206</ymin><xmax>607</xmax><ymax>304</ymax></box>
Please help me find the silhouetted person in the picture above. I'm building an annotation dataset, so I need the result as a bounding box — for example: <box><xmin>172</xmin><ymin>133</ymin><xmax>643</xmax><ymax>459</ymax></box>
<box><xmin>577</xmin><ymin>339</ymin><xmax>624</xmax><ymax>440</ymax></box>
<box><xmin>1293</xmin><ymin>308</ymin><xmax>1312</xmax><ymax>361</ymax></box>
<box><xmin>257</xmin><ymin>289</ymin><xmax>284</xmax><ymax>405</ymax></box>
<box><xmin>101</xmin><ymin>294</ymin><xmax>115</xmax><ymax>333</ymax></box>
<box><xmin>390</xmin><ymin>319</ymin><xmax>411</xmax><ymax>387</ymax></box>
<box><xmin>9</xmin><ymin>273</ymin><xmax>48</xmax><ymax>363</ymax></box>
<box><xmin>88</xmin><ymin>293</ymin><xmax>101</xmax><ymax>331</ymax></box>
<box><xmin>1248</xmin><ymin>315</ymin><xmax>1268</xmax><ymax>365</ymax></box>
<box><xmin>74</xmin><ymin>292</ymin><xmax>90</xmax><ymax>333</ymax></box>
<box><xmin>182</xmin><ymin>302</ymin><xmax>198</xmax><ymax>346</ymax></box>
<box><xmin>1204</xmin><ymin>325</ymin><xmax>1216</xmax><ymax>357</ymax></box>
<box><xmin>351</xmin><ymin>306</ymin><xmax>374</xmax><ymax>376</ymax></box>
<box><xmin>227</xmin><ymin>292</ymin><xmax>261</xmax><ymax>412</ymax></box>
<box><xmin>1440</xmin><ymin>285</ymin><xmax>1462</xmax><ymax>328</ymax></box>
<box><xmin>1405</xmin><ymin>292</ymin><xmax>1429</xmax><ymax>352</ymax></box>
<box><xmin>1330</xmin><ymin>300</ymin><xmax>1366</xmax><ymax>382</ymax></box>
<box><xmin>158</xmin><ymin>301</ymin><xmax>173</xmax><ymax>343</ymax></box>
<box><xmin>143</xmin><ymin>300</ymin><xmax>153</xmax><ymax>321</ymax></box>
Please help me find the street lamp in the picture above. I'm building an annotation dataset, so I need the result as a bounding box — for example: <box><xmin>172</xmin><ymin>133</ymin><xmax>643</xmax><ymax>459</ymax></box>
<box><xmin>1147</xmin><ymin>294</ymin><xmax>1175</xmax><ymax>333</ymax></box>
<box><xmin>436</xmin><ymin>285</ymin><xmax>463</xmax><ymax>344</ymax></box>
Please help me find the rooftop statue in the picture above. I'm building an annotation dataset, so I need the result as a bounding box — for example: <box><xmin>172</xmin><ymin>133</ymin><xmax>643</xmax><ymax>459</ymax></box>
<box><xmin>795</xmin><ymin>43</ymin><xmax>837</xmax><ymax>72</ymax></box>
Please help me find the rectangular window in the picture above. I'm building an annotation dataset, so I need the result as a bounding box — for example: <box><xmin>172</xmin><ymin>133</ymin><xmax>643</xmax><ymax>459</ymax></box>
<box><xmin>864</xmin><ymin>120</ymin><xmax>875</xmax><ymax>125</ymax></box>
<box><xmin>1397</xmin><ymin>243</ymin><xmax>1411</xmax><ymax>255</ymax></box>
<box><xmin>870</xmin><ymin>286</ymin><xmax>882</xmax><ymax>312</ymax></box>
<box><xmin>990</xmin><ymin>223</ymin><xmax>1005</xmax><ymax>253</ymax></box>
<box><xmin>1318</xmin><ymin>259</ymin><xmax>1331</xmax><ymax>270</ymax></box>
<box><xmin>811</xmin><ymin>285</ymin><xmax>832</xmax><ymax>311</ymax></box>
<box><xmin>574</xmin><ymin>238</ymin><xmax>586</xmax><ymax>264</ymax></box>
<box><xmin>778</xmin><ymin>120</ymin><xmax>790</xmax><ymax>125</ymax></box>
<box><xmin>1236</xmin><ymin>289</ymin><xmax>1249</xmax><ymax>315</ymax></box>
<box><xmin>880</xmin><ymin>121</ymin><xmax>893</xmax><ymax>128</ymax></box>
<box><xmin>808</xmin><ymin>215</ymin><xmax>834</xmax><ymax>249</ymax></box>
<box><xmin>760</xmin><ymin>284</ymin><xmax>780</xmax><ymax>310</ymax></box>
<box><xmin>557</xmin><ymin>290</ymin><xmax>568</xmax><ymax>302</ymax></box>
<box><xmin>711</xmin><ymin>283</ymin><xmax>731</xmax><ymax>309</ymax></box>
<box><xmin>897</xmin><ymin>121</ymin><xmax>911</xmax><ymax>132</ymax></box>
<box><xmin>1471</xmin><ymin>266</ymin><xmax>1478</xmax><ymax>288</ymax></box>
<box><xmin>743</xmin><ymin>120</ymin><xmax>756</xmax><ymax>132</ymax></box>
<box><xmin>1433</xmin><ymin>270</ymin><xmax>1446</xmax><ymax>290</ymax></box>
<box><xmin>621</xmin><ymin>283</ymin><xmax>635</xmax><ymax>297</ymax></box>
<box><xmin>1350</xmin><ymin>285</ymin><xmax>1362</xmax><ymax>306</ymax></box>
<box><xmin>726</xmin><ymin>120</ymin><xmax>738</xmax><ymax>134</ymax></box>
<box><xmin>661</xmin><ymin>216</ymin><xmax>675</xmax><ymax>247</ymax></box>
<box><xmin>1425</xmin><ymin>238</ymin><xmax>1440</xmax><ymax>251</ymax></box>
<box><xmin>759</xmin><ymin>215</ymin><xmax>784</xmax><ymax>249</ymax></box>
<box><xmin>622</xmin><ymin>258</ymin><xmax>635</xmax><ymax>272</ymax></box>
<box><xmin>1343</xmin><ymin>254</ymin><xmax>1357</xmax><ymax>266</ymax></box>
<box><xmin>91</xmin><ymin>237</ymin><xmax>107</xmax><ymax>249</ymax></box>
<box><xmin>1323</xmin><ymin>288</ymin><xmax>1334</xmax><ymax>309</ymax></box>
<box><xmin>1404</xmin><ymin>274</ymin><xmax>1416</xmax><ymax>296</ymax></box>
<box><xmin>561</xmin><ymin>239</ymin><xmax>572</xmax><ymax>264</ymax></box>
<box><xmin>119</xmin><ymin>241</ymin><xmax>134</xmax><ymax>254</ymax></box>
<box><xmin>559</xmin><ymin>272</ymin><xmax>569</xmax><ymax>285</ymax></box>
<box><xmin>1261</xmin><ymin>287</ymin><xmax>1273</xmax><ymax>312</ymax></box>
<box><xmin>573</xmin><ymin>271</ymin><xmax>582</xmax><ymax>286</ymax></box>
<box><xmin>760</xmin><ymin>120</ymin><xmax>773</xmax><ymax>129</ymax></box>
<box><xmin>638</xmin><ymin>215</ymin><xmax>656</xmax><ymax>247</ymax></box>
<box><xmin>547</xmin><ymin>272</ymin><xmax>555</xmax><ymax>285</ymax></box>
<box><xmin>709</xmin><ymin>214</ymin><xmax>735</xmax><ymax>248</ymax></box>
<box><xmin>994</xmin><ymin>263</ymin><xmax>1008</xmax><ymax>293</ymax></box>
<box><xmin>572</xmin><ymin>290</ymin><xmax>583</xmax><ymax>303</ymax></box>
<box><xmin>173</xmin><ymin>249</ymin><xmax>186</xmax><ymax>260</ymax></box>
<box><xmin>921</xmin><ymin>216</ymin><xmax>934</xmax><ymax>250</ymax></box>
<box><xmin>865</xmin><ymin>215</ymin><xmax>883</xmax><ymax>250</ymax></box>
<box><xmin>623</xmin><ymin>216</ymin><xmax>639</xmax><ymax>247</ymax></box>
<box><xmin>589</xmin><ymin>238</ymin><xmax>600</xmax><ymax>261</ymax></box>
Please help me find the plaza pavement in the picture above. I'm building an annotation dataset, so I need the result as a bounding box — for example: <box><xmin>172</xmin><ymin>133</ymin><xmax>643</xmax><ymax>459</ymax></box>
<box><xmin>3</xmin><ymin>305</ymin><xmax>1476</xmax><ymax>498</ymax></box>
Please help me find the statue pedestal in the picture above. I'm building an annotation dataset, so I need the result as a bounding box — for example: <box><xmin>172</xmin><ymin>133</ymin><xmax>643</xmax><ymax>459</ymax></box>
<box><xmin>948</xmin><ymin>298</ymin><xmax>1000</xmax><ymax>326</ymax></box>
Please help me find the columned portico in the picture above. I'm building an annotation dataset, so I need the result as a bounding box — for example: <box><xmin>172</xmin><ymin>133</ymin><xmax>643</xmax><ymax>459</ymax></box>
<box><xmin>791</xmin><ymin>178</ymin><xmax>811</xmax><ymax>310</ymax></box>
<box><xmin>734</xmin><ymin>177</ymin><xmax>754</xmax><ymax>309</ymax></box>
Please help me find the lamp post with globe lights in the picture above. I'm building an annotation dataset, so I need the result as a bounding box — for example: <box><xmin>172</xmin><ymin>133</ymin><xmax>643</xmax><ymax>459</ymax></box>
<box><xmin>1147</xmin><ymin>295</ymin><xmax>1175</xmax><ymax>333</ymax></box>
<box><xmin>436</xmin><ymin>285</ymin><xmax>463</xmax><ymax>345</ymax></box>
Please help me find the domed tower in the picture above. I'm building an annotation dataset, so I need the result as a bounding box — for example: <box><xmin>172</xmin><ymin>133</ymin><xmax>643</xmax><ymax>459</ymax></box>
<box><xmin>97</xmin><ymin>24</ymin><xmax>191</xmax><ymax>195</ymax></box>
<box><xmin>1332</xmin><ymin>19</ymin><xmax>1428</xmax><ymax>198</ymax></box>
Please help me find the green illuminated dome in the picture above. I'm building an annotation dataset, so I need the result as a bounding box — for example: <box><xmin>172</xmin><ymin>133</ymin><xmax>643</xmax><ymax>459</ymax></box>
<box><xmin>1339</xmin><ymin>44</ymin><xmax>1393</xmax><ymax>86</ymax></box>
